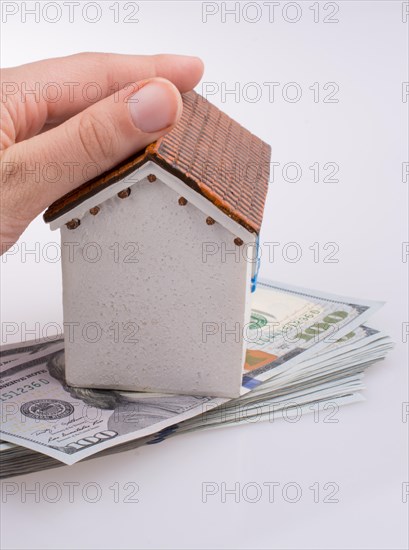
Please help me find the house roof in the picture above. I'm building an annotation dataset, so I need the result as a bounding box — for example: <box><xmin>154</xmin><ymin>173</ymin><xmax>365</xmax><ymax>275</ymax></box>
<box><xmin>44</xmin><ymin>91</ymin><xmax>271</xmax><ymax>234</ymax></box>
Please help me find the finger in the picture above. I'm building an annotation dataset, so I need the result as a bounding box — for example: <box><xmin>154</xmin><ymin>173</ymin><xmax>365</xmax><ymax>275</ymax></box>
<box><xmin>1</xmin><ymin>77</ymin><xmax>182</xmax><ymax>228</ymax></box>
<box><xmin>2</xmin><ymin>52</ymin><xmax>204</xmax><ymax>140</ymax></box>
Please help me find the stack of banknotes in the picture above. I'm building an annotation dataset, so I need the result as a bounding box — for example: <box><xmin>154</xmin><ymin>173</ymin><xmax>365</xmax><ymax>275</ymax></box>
<box><xmin>0</xmin><ymin>280</ymin><xmax>393</xmax><ymax>478</ymax></box>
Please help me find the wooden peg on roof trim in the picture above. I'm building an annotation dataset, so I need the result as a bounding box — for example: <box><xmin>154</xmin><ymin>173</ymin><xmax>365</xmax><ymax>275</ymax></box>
<box><xmin>66</xmin><ymin>219</ymin><xmax>80</xmax><ymax>230</ymax></box>
<box><xmin>118</xmin><ymin>188</ymin><xmax>131</xmax><ymax>199</ymax></box>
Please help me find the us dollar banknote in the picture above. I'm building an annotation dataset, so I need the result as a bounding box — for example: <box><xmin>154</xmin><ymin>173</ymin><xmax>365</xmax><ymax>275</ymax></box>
<box><xmin>0</xmin><ymin>280</ymin><xmax>386</xmax><ymax>466</ymax></box>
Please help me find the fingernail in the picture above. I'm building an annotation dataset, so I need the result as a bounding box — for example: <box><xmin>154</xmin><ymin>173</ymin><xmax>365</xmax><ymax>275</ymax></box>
<box><xmin>128</xmin><ymin>81</ymin><xmax>180</xmax><ymax>133</ymax></box>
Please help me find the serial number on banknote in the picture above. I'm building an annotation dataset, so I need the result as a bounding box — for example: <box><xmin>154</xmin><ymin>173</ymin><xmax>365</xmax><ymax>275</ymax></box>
<box><xmin>0</xmin><ymin>379</ymin><xmax>50</xmax><ymax>401</ymax></box>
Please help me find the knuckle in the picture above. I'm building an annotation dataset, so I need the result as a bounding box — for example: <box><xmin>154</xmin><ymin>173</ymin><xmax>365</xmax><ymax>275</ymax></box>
<box><xmin>77</xmin><ymin>112</ymin><xmax>117</xmax><ymax>166</ymax></box>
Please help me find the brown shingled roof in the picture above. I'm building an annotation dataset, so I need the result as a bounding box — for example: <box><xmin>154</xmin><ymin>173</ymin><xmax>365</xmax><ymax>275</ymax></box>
<box><xmin>44</xmin><ymin>91</ymin><xmax>271</xmax><ymax>234</ymax></box>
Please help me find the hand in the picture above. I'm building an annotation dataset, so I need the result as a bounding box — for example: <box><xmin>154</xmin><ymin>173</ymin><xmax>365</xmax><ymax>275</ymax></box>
<box><xmin>0</xmin><ymin>52</ymin><xmax>204</xmax><ymax>252</ymax></box>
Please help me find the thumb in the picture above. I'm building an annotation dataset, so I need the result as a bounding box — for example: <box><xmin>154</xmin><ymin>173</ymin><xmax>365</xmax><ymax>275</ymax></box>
<box><xmin>1</xmin><ymin>77</ymin><xmax>182</xmax><ymax>246</ymax></box>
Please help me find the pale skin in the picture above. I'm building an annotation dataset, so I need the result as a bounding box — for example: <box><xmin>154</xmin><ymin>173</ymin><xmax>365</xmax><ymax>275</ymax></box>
<box><xmin>0</xmin><ymin>52</ymin><xmax>204</xmax><ymax>253</ymax></box>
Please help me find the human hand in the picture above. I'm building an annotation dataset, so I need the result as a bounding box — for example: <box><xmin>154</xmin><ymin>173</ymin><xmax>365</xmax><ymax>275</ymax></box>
<box><xmin>0</xmin><ymin>52</ymin><xmax>204</xmax><ymax>252</ymax></box>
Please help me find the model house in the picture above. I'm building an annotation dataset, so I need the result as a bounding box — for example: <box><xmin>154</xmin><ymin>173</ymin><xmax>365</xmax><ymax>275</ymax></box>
<box><xmin>44</xmin><ymin>91</ymin><xmax>271</xmax><ymax>398</ymax></box>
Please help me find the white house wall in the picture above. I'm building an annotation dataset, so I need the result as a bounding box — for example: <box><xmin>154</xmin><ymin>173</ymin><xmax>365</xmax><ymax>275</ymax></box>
<box><xmin>60</xmin><ymin>172</ymin><xmax>256</xmax><ymax>397</ymax></box>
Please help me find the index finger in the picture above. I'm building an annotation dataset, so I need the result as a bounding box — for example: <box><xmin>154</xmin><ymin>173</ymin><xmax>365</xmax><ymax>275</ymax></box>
<box><xmin>1</xmin><ymin>52</ymin><xmax>204</xmax><ymax>136</ymax></box>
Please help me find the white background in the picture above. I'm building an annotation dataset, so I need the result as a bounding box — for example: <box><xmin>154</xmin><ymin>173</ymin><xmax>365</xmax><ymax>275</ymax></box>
<box><xmin>0</xmin><ymin>1</ymin><xmax>408</xmax><ymax>549</ymax></box>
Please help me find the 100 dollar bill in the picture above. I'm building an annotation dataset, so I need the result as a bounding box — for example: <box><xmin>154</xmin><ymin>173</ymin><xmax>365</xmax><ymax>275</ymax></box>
<box><xmin>0</xmin><ymin>280</ymin><xmax>383</xmax><ymax>465</ymax></box>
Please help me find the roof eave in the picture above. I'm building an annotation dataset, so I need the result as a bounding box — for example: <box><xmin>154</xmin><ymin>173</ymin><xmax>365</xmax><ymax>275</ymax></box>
<box><xmin>44</xmin><ymin>150</ymin><xmax>261</xmax><ymax>234</ymax></box>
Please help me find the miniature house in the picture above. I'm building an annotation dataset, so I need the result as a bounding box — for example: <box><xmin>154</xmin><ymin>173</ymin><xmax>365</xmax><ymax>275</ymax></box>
<box><xmin>44</xmin><ymin>91</ymin><xmax>271</xmax><ymax>398</ymax></box>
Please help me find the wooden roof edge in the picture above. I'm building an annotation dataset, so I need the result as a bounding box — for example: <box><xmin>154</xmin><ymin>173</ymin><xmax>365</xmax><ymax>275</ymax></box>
<box><xmin>43</xmin><ymin>148</ymin><xmax>152</xmax><ymax>223</ymax></box>
<box><xmin>44</xmin><ymin>137</ymin><xmax>267</xmax><ymax>234</ymax></box>
<box><xmin>151</xmin><ymin>151</ymin><xmax>260</xmax><ymax>234</ymax></box>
